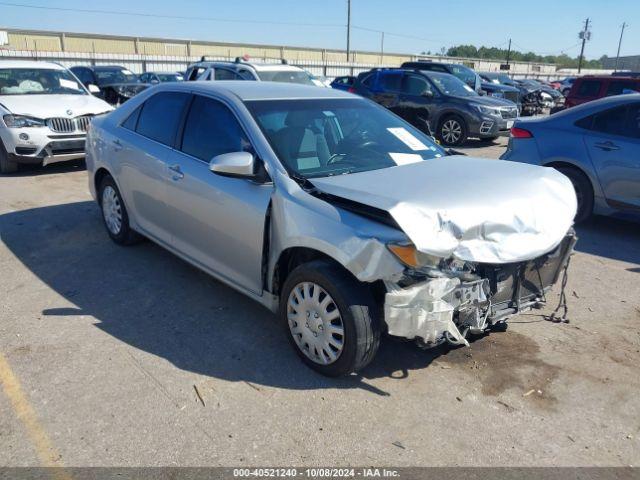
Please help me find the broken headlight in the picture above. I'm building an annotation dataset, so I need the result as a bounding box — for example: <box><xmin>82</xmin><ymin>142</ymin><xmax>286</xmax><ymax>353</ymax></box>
<box><xmin>387</xmin><ymin>243</ymin><xmax>441</xmax><ymax>269</ymax></box>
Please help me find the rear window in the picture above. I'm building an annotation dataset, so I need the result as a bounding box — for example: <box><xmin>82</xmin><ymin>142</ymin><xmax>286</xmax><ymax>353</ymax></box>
<box><xmin>606</xmin><ymin>81</ymin><xmax>640</xmax><ymax>96</ymax></box>
<box><xmin>575</xmin><ymin>80</ymin><xmax>602</xmax><ymax>97</ymax></box>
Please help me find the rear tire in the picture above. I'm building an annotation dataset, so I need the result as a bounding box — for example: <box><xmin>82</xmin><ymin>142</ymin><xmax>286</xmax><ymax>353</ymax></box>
<box><xmin>555</xmin><ymin>166</ymin><xmax>594</xmax><ymax>223</ymax></box>
<box><xmin>279</xmin><ymin>260</ymin><xmax>381</xmax><ymax>376</ymax></box>
<box><xmin>98</xmin><ymin>175</ymin><xmax>142</xmax><ymax>245</ymax></box>
<box><xmin>0</xmin><ymin>141</ymin><xmax>18</xmax><ymax>174</ymax></box>
<box><xmin>438</xmin><ymin>115</ymin><xmax>468</xmax><ymax>147</ymax></box>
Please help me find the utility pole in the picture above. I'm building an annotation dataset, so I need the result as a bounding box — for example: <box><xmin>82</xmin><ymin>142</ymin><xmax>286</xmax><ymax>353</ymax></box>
<box><xmin>380</xmin><ymin>31</ymin><xmax>385</xmax><ymax>62</ymax></box>
<box><xmin>614</xmin><ymin>22</ymin><xmax>627</xmax><ymax>72</ymax></box>
<box><xmin>506</xmin><ymin>38</ymin><xmax>512</xmax><ymax>65</ymax></box>
<box><xmin>346</xmin><ymin>0</ymin><xmax>351</xmax><ymax>62</ymax></box>
<box><xmin>578</xmin><ymin>18</ymin><xmax>591</xmax><ymax>74</ymax></box>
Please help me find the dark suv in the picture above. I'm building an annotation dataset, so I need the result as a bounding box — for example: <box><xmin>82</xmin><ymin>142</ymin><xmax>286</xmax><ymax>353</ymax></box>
<box><xmin>70</xmin><ymin>65</ymin><xmax>150</xmax><ymax>105</ymax></box>
<box><xmin>353</xmin><ymin>68</ymin><xmax>518</xmax><ymax>146</ymax></box>
<box><xmin>401</xmin><ymin>61</ymin><xmax>481</xmax><ymax>92</ymax></box>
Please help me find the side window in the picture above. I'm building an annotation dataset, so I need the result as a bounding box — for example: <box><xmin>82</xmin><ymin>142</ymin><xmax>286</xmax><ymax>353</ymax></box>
<box><xmin>403</xmin><ymin>74</ymin><xmax>432</xmax><ymax>96</ymax></box>
<box><xmin>627</xmin><ymin>104</ymin><xmax>640</xmax><ymax>139</ymax></box>
<box><xmin>180</xmin><ymin>95</ymin><xmax>252</xmax><ymax>161</ymax></box>
<box><xmin>72</xmin><ymin>67</ymin><xmax>93</xmax><ymax>85</ymax></box>
<box><xmin>139</xmin><ymin>73</ymin><xmax>148</xmax><ymax>83</ymax></box>
<box><xmin>379</xmin><ymin>73</ymin><xmax>402</xmax><ymax>92</ymax></box>
<box><xmin>360</xmin><ymin>73</ymin><xmax>373</xmax><ymax>87</ymax></box>
<box><xmin>237</xmin><ymin>69</ymin><xmax>255</xmax><ymax>80</ymax></box>
<box><xmin>121</xmin><ymin>105</ymin><xmax>142</xmax><ymax>131</ymax></box>
<box><xmin>576</xmin><ymin>80</ymin><xmax>602</xmax><ymax>97</ymax></box>
<box><xmin>606</xmin><ymin>81</ymin><xmax>638</xmax><ymax>96</ymax></box>
<box><xmin>136</xmin><ymin>92</ymin><xmax>190</xmax><ymax>146</ymax></box>
<box><xmin>187</xmin><ymin>67</ymin><xmax>205</xmax><ymax>81</ymax></box>
<box><xmin>590</xmin><ymin>106</ymin><xmax>629</xmax><ymax>137</ymax></box>
<box><xmin>214</xmin><ymin>68</ymin><xmax>241</xmax><ymax>80</ymax></box>
<box><xmin>427</xmin><ymin>65</ymin><xmax>447</xmax><ymax>73</ymax></box>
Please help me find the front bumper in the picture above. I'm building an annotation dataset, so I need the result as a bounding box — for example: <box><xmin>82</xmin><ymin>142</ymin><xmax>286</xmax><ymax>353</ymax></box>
<box><xmin>383</xmin><ymin>231</ymin><xmax>577</xmax><ymax>345</ymax></box>
<box><xmin>2</xmin><ymin>127</ymin><xmax>86</xmax><ymax>166</ymax></box>
<box><xmin>469</xmin><ymin>114</ymin><xmax>516</xmax><ymax>138</ymax></box>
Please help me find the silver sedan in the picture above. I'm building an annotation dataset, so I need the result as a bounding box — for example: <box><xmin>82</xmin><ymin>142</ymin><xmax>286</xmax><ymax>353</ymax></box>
<box><xmin>86</xmin><ymin>82</ymin><xmax>576</xmax><ymax>376</ymax></box>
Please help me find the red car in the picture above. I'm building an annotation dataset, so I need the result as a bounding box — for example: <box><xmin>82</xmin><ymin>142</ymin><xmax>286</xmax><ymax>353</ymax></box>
<box><xmin>565</xmin><ymin>75</ymin><xmax>640</xmax><ymax>108</ymax></box>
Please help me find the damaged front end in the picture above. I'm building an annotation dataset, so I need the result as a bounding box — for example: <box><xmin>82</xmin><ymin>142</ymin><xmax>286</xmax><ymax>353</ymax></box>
<box><xmin>383</xmin><ymin>230</ymin><xmax>577</xmax><ymax>348</ymax></box>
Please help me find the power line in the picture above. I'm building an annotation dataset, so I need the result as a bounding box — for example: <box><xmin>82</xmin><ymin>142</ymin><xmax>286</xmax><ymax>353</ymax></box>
<box><xmin>0</xmin><ymin>1</ymin><xmax>344</xmax><ymax>28</ymax></box>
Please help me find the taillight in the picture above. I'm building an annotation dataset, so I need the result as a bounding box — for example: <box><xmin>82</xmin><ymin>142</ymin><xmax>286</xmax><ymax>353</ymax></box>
<box><xmin>510</xmin><ymin>126</ymin><xmax>533</xmax><ymax>138</ymax></box>
<box><xmin>348</xmin><ymin>87</ymin><xmax>356</xmax><ymax>93</ymax></box>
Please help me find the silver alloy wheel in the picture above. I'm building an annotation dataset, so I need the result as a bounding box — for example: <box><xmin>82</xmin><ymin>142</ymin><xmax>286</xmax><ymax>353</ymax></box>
<box><xmin>101</xmin><ymin>185</ymin><xmax>122</xmax><ymax>235</ymax></box>
<box><xmin>441</xmin><ymin>119</ymin><xmax>462</xmax><ymax>144</ymax></box>
<box><xmin>287</xmin><ymin>282</ymin><xmax>345</xmax><ymax>365</ymax></box>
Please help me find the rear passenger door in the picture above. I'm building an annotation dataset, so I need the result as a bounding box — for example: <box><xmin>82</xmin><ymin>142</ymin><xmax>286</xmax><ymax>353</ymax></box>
<box><xmin>582</xmin><ymin>103</ymin><xmax>640</xmax><ymax>210</ymax></box>
<box><xmin>115</xmin><ymin>91</ymin><xmax>191</xmax><ymax>243</ymax></box>
<box><xmin>371</xmin><ymin>72</ymin><xmax>403</xmax><ymax>113</ymax></box>
<box><xmin>399</xmin><ymin>73</ymin><xmax>437</xmax><ymax>134</ymax></box>
<box><xmin>164</xmin><ymin>94</ymin><xmax>273</xmax><ymax>294</ymax></box>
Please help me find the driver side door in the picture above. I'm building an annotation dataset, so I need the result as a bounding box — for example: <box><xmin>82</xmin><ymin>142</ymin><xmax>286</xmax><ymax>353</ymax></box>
<box><xmin>164</xmin><ymin>94</ymin><xmax>273</xmax><ymax>294</ymax></box>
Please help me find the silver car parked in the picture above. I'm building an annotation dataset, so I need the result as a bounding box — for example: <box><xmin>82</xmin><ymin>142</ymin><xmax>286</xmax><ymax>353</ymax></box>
<box><xmin>86</xmin><ymin>82</ymin><xmax>577</xmax><ymax>376</ymax></box>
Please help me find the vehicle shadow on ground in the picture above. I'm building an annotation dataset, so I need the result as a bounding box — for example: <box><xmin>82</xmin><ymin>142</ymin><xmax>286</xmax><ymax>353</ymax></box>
<box><xmin>1</xmin><ymin>201</ymin><xmax>450</xmax><ymax>395</ymax></box>
<box><xmin>574</xmin><ymin>215</ymin><xmax>640</xmax><ymax>266</ymax></box>
<box><xmin>9</xmin><ymin>160</ymin><xmax>86</xmax><ymax>177</ymax></box>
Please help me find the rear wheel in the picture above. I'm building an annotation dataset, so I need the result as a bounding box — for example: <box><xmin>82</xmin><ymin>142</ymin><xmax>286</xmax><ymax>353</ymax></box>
<box><xmin>0</xmin><ymin>141</ymin><xmax>18</xmax><ymax>174</ymax></box>
<box><xmin>438</xmin><ymin>115</ymin><xmax>468</xmax><ymax>146</ymax></box>
<box><xmin>280</xmin><ymin>260</ymin><xmax>381</xmax><ymax>376</ymax></box>
<box><xmin>555</xmin><ymin>166</ymin><xmax>594</xmax><ymax>223</ymax></box>
<box><xmin>98</xmin><ymin>175</ymin><xmax>142</xmax><ymax>245</ymax></box>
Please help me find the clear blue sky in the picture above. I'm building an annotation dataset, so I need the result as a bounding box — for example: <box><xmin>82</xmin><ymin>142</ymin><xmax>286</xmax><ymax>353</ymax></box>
<box><xmin>1</xmin><ymin>0</ymin><xmax>637</xmax><ymax>59</ymax></box>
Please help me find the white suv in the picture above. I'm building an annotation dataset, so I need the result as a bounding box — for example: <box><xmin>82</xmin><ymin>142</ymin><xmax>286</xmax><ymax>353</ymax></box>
<box><xmin>0</xmin><ymin>61</ymin><xmax>113</xmax><ymax>173</ymax></box>
<box><xmin>184</xmin><ymin>58</ymin><xmax>321</xmax><ymax>86</ymax></box>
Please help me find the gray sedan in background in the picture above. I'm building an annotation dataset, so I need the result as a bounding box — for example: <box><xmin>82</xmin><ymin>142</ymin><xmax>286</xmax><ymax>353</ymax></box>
<box><xmin>85</xmin><ymin>82</ymin><xmax>576</xmax><ymax>376</ymax></box>
<box><xmin>501</xmin><ymin>94</ymin><xmax>640</xmax><ymax>222</ymax></box>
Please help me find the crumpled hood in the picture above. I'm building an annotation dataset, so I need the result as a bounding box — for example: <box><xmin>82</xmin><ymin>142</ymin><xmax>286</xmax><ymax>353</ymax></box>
<box><xmin>311</xmin><ymin>156</ymin><xmax>577</xmax><ymax>264</ymax></box>
<box><xmin>0</xmin><ymin>94</ymin><xmax>112</xmax><ymax>118</ymax></box>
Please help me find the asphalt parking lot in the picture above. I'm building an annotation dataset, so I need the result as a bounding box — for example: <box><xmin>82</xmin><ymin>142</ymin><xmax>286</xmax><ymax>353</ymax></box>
<box><xmin>1</xmin><ymin>137</ymin><xmax>639</xmax><ymax>467</ymax></box>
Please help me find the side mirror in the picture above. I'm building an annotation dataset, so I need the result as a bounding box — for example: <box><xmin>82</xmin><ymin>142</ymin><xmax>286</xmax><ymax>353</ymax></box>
<box><xmin>87</xmin><ymin>84</ymin><xmax>100</xmax><ymax>94</ymax></box>
<box><xmin>421</xmin><ymin>90</ymin><xmax>434</xmax><ymax>98</ymax></box>
<box><xmin>150</xmin><ymin>79</ymin><xmax>159</xmax><ymax>85</ymax></box>
<box><xmin>479</xmin><ymin>90</ymin><xmax>487</xmax><ymax>96</ymax></box>
<box><xmin>209</xmin><ymin>151</ymin><xmax>257</xmax><ymax>178</ymax></box>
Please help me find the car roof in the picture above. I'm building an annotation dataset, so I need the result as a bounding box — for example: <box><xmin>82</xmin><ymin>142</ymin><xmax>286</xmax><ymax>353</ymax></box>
<box><xmin>0</xmin><ymin>60</ymin><xmax>65</xmax><ymax>70</ymax></box>
<box><xmin>153</xmin><ymin>80</ymin><xmax>353</xmax><ymax>101</ymax></box>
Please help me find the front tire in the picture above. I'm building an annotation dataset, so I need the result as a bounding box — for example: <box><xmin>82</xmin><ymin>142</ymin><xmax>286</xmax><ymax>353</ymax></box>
<box><xmin>98</xmin><ymin>175</ymin><xmax>141</xmax><ymax>245</ymax></box>
<box><xmin>438</xmin><ymin>115</ymin><xmax>468</xmax><ymax>147</ymax></box>
<box><xmin>0</xmin><ymin>141</ymin><xmax>18</xmax><ymax>174</ymax></box>
<box><xmin>555</xmin><ymin>166</ymin><xmax>594</xmax><ymax>223</ymax></box>
<box><xmin>279</xmin><ymin>260</ymin><xmax>381</xmax><ymax>376</ymax></box>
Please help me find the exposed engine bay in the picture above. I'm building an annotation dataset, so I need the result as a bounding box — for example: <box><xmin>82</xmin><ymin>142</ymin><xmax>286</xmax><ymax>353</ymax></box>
<box><xmin>383</xmin><ymin>231</ymin><xmax>576</xmax><ymax>347</ymax></box>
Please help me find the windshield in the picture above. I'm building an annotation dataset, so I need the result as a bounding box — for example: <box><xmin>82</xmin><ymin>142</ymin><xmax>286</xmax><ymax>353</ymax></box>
<box><xmin>247</xmin><ymin>98</ymin><xmax>446</xmax><ymax>179</ymax></box>
<box><xmin>449</xmin><ymin>65</ymin><xmax>477</xmax><ymax>88</ymax></box>
<box><xmin>0</xmin><ymin>68</ymin><xmax>86</xmax><ymax>96</ymax></box>
<box><xmin>95</xmin><ymin>69</ymin><xmax>138</xmax><ymax>85</ymax></box>
<box><xmin>256</xmin><ymin>70</ymin><xmax>315</xmax><ymax>85</ymax></box>
<box><xmin>428</xmin><ymin>72</ymin><xmax>478</xmax><ymax>97</ymax></box>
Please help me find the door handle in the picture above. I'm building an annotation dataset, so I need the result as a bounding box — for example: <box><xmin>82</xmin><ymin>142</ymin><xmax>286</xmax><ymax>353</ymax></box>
<box><xmin>112</xmin><ymin>139</ymin><xmax>123</xmax><ymax>151</ymax></box>
<box><xmin>594</xmin><ymin>141</ymin><xmax>620</xmax><ymax>151</ymax></box>
<box><xmin>168</xmin><ymin>164</ymin><xmax>184</xmax><ymax>180</ymax></box>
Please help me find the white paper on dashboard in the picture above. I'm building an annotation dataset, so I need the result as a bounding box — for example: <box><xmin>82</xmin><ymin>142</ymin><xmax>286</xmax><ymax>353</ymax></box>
<box><xmin>389</xmin><ymin>152</ymin><xmax>423</xmax><ymax>166</ymax></box>
<box><xmin>387</xmin><ymin>127</ymin><xmax>429</xmax><ymax>151</ymax></box>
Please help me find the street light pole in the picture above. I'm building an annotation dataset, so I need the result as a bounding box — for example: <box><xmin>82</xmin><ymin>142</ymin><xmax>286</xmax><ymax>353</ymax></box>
<box><xmin>614</xmin><ymin>22</ymin><xmax>627</xmax><ymax>72</ymax></box>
